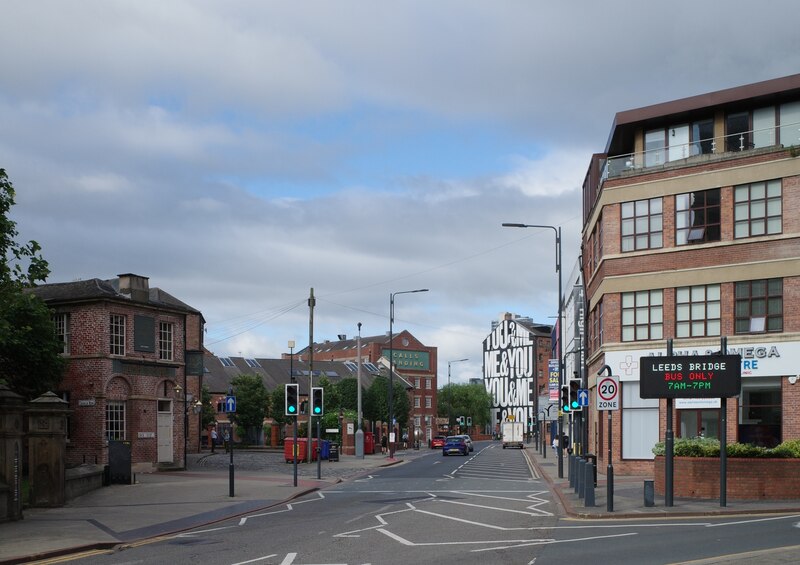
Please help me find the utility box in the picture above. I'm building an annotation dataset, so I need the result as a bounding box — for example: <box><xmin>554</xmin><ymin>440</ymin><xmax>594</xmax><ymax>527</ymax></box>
<box><xmin>108</xmin><ymin>440</ymin><xmax>133</xmax><ymax>485</ymax></box>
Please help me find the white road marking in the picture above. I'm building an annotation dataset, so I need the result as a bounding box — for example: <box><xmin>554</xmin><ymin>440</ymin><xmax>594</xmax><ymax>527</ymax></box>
<box><xmin>230</xmin><ymin>553</ymin><xmax>277</xmax><ymax>565</ymax></box>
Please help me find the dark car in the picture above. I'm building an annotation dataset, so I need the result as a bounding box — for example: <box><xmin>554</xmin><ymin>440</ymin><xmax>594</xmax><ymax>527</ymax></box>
<box><xmin>430</xmin><ymin>435</ymin><xmax>446</xmax><ymax>449</ymax></box>
<box><xmin>442</xmin><ymin>436</ymin><xmax>469</xmax><ymax>456</ymax></box>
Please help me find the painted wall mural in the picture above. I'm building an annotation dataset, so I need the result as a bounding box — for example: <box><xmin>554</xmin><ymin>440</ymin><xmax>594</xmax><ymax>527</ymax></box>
<box><xmin>483</xmin><ymin>320</ymin><xmax>535</xmax><ymax>428</ymax></box>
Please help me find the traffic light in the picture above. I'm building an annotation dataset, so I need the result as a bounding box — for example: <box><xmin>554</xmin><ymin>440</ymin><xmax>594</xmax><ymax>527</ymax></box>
<box><xmin>466</xmin><ymin>416</ymin><xmax>472</xmax><ymax>427</ymax></box>
<box><xmin>560</xmin><ymin>384</ymin><xmax>571</xmax><ymax>413</ymax></box>
<box><xmin>457</xmin><ymin>416</ymin><xmax>465</xmax><ymax>426</ymax></box>
<box><xmin>285</xmin><ymin>383</ymin><xmax>299</xmax><ymax>416</ymax></box>
<box><xmin>311</xmin><ymin>387</ymin><xmax>324</xmax><ymax>415</ymax></box>
<box><xmin>569</xmin><ymin>378</ymin><xmax>582</xmax><ymax>411</ymax></box>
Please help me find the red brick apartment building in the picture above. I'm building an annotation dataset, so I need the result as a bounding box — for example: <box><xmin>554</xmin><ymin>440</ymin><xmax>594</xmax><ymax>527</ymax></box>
<box><xmin>581</xmin><ymin>74</ymin><xmax>800</xmax><ymax>476</ymax></box>
<box><xmin>32</xmin><ymin>274</ymin><xmax>205</xmax><ymax>471</ymax></box>
<box><xmin>298</xmin><ymin>331</ymin><xmax>438</xmax><ymax>444</ymax></box>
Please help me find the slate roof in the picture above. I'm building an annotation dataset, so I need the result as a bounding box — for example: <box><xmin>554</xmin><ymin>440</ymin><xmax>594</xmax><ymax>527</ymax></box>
<box><xmin>31</xmin><ymin>277</ymin><xmax>201</xmax><ymax>314</ymax></box>
<box><xmin>203</xmin><ymin>352</ymin><xmax>413</xmax><ymax>395</ymax></box>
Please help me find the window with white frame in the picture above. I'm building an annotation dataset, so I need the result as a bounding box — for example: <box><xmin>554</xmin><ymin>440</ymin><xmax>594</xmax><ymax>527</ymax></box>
<box><xmin>414</xmin><ymin>396</ymin><xmax>420</xmax><ymax>408</ymax></box>
<box><xmin>425</xmin><ymin>396</ymin><xmax>432</xmax><ymax>409</ymax></box>
<box><xmin>159</xmin><ymin>322</ymin><xmax>174</xmax><ymax>361</ymax></box>
<box><xmin>676</xmin><ymin>284</ymin><xmax>721</xmax><ymax>338</ymax></box>
<box><xmin>621</xmin><ymin>290</ymin><xmax>663</xmax><ymax>341</ymax></box>
<box><xmin>734</xmin><ymin>179</ymin><xmax>782</xmax><ymax>238</ymax></box>
<box><xmin>735</xmin><ymin>279</ymin><xmax>783</xmax><ymax>334</ymax></box>
<box><xmin>110</xmin><ymin>314</ymin><xmax>126</xmax><ymax>356</ymax></box>
<box><xmin>621</xmin><ymin>198</ymin><xmax>662</xmax><ymax>252</ymax></box>
<box><xmin>414</xmin><ymin>377</ymin><xmax>420</xmax><ymax>389</ymax></box>
<box><xmin>425</xmin><ymin>378</ymin><xmax>431</xmax><ymax>389</ymax></box>
<box><xmin>622</xmin><ymin>382</ymin><xmax>659</xmax><ymax>459</ymax></box>
<box><xmin>106</xmin><ymin>400</ymin><xmax>126</xmax><ymax>441</ymax></box>
<box><xmin>52</xmin><ymin>313</ymin><xmax>70</xmax><ymax>354</ymax></box>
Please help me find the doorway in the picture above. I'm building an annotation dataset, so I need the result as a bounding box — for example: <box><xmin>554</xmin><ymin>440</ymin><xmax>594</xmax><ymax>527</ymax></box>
<box><xmin>157</xmin><ymin>399</ymin><xmax>174</xmax><ymax>463</ymax></box>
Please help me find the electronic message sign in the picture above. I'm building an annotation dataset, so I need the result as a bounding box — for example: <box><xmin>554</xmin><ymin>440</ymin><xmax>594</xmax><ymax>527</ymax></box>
<box><xmin>639</xmin><ymin>355</ymin><xmax>742</xmax><ymax>399</ymax></box>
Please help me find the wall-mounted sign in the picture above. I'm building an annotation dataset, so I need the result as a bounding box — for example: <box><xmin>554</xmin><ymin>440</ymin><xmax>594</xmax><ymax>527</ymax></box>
<box><xmin>639</xmin><ymin>355</ymin><xmax>742</xmax><ymax>399</ymax></box>
<box><xmin>78</xmin><ymin>399</ymin><xmax>96</xmax><ymax>407</ymax></box>
<box><xmin>382</xmin><ymin>349</ymin><xmax>430</xmax><ymax>371</ymax></box>
<box><xmin>137</xmin><ymin>431</ymin><xmax>155</xmax><ymax>439</ymax></box>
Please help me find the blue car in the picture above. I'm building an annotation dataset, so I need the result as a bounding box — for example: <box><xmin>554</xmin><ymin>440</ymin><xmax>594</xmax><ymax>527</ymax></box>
<box><xmin>442</xmin><ymin>436</ymin><xmax>469</xmax><ymax>456</ymax></box>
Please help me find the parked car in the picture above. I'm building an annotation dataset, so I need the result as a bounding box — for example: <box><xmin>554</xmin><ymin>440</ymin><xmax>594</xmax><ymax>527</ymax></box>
<box><xmin>442</xmin><ymin>436</ymin><xmax>469</xmax><ymax>456</ymax></box>
<box><xmin>430</xmin><ymin>436</ymin><xmax>446</xmax><ymax>449</ymax></box>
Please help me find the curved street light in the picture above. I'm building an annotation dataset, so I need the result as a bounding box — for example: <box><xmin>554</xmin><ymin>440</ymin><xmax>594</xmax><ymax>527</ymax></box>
<box><xmin>447</xmin><ymin>358</ymin><xmax>469</xmax><ymax>433</ymax></box>
<box><xmin>388</xmin><ymin>288</ymin><xmax>428</xmax><ymax>459</ymax></box>
<box><xmin>502</xmin><ymin>222</ymin><xmax>564</xmax><ymax>478</ymax></box>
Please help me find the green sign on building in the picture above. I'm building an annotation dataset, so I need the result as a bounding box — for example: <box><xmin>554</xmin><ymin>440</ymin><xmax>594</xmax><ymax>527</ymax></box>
<box><xmin>382</xmin><ymin>349</ymin><xmax>430</xmax><ymax>371</ymax></box>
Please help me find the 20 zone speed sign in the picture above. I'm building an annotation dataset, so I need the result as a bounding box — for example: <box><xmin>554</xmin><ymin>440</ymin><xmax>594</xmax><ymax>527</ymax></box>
<box><xmin>597</xmin><ymin>376</ymin><xmax>620</xmax><ymax>411</ymax></box>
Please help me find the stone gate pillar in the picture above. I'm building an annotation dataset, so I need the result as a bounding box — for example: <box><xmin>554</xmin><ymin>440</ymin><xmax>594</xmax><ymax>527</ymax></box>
<box><xmin>27</xmin><ymin>391</ymin><xmax>70</xmax><ymax>508</ymax></box>
<box><xmin>0</xmin><ymin>384</ymin><xmax>26</xmax><ymax>521</ymax></box>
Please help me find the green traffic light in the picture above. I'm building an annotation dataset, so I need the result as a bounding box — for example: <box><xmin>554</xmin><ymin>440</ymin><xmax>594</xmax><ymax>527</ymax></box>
<box><xmin>314</xmin><ymin>407</ymin><xmax>321</xmax><ymax>414</ymax></box>
<box><xmin>289</xmin><ymin>406</ymin><xmax>296</xmax><ymax>413</ymax></box>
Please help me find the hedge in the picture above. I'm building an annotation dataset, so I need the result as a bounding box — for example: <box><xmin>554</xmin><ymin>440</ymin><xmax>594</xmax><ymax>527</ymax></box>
<box><xmin>652</xmin><ymin>437</ymin><xmax>800</xmax><ymax>458</ymax></box>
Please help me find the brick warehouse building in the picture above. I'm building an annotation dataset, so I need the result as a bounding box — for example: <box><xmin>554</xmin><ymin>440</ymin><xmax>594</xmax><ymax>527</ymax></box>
<box><xmin>581</xmin><ymin>74</ymin><xmax>800</xmax><ymax>476</ymax></box>
<box><xmin>32</xmin><ymin>274</ymin><xmax>205</xmax><ymax>471</ymax></box>
<box><xmin>297</xmin><ymin>331</ymin><xmax>438</xmax><ymax>445</ymax></box>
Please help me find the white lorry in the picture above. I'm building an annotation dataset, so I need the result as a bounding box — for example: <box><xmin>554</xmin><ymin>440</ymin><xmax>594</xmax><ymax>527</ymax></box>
<box><xmin>501</xmin><ymin>421</ymin><xmax>524</xmax><ymax>449</ymax></box>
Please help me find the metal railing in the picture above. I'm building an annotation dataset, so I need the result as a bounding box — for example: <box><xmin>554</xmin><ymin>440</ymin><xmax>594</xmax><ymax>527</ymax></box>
<box><xmin>601</xmin><ymin>121</ymin><xmax>800</xmax><ymax>182</ymax></box>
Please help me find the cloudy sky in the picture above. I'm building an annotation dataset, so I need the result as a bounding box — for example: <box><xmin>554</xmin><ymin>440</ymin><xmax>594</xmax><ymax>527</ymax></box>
<box><xmin>2</xmin><ymin>2</ymin><xmax>798</xmax><ymax>384</ymax></box>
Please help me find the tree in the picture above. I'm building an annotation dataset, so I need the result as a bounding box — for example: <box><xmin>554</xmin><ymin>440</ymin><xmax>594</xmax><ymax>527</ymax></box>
<box><xmin>438</xmin><ymin>382</ymin><xmax>493</xmax><ymax>429</ymax></box>
<box><xmin>268</xmin><ymin>386</ymin><xmax>288</xmax><ymax>428</ymax></box>
<box><xmin>200</xmin><ymin>385</ymin><xmax>216</xmax><ymax>429</ymax></box>
<box><xmin>364</xmin><ymin>375</ymin><xmax>410</xmax><ymax>431</ymax></box>
<box><xmin>0</xmin><ymin>168</ymin><xmax>65</xmax><ymax>399</ymax></box>
<box><xmin>230</xmin><ymin>374</ymin><xmax>269</xmax><ymax>444</ymax></box>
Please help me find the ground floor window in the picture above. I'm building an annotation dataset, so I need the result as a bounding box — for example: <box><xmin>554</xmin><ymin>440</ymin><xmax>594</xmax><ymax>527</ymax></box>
<box><xmin>739</xmin><ymin>377</ymin><xmax>781</xmax><ymax>448</ymax></box>
<box><xmin>678</xmin><ymin>408</ymin><xmax>720</xmax><ymax>439</ymax></box>
<box><xmin>106</xmin><ymin>400</ymin><xmax>126</xmax><ymax>441</ymax></box>
<box><xmin>622</xmin><ymin>382</ymin><xmax>659</xmax><ymax>459</ymax></box>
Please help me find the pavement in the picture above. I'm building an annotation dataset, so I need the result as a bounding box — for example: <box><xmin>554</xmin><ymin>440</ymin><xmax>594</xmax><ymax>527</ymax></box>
<box><xmin>2</xmin><ymin>444</ymin><xmax>800</xmax><ymax>564</ymax></box>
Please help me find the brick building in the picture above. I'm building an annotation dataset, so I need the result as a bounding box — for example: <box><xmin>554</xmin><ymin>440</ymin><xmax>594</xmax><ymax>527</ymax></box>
<box><xmin>32</xmin><ymin>274</ymin><xmax>205</xmax><ymax>471</ymax></box>
<box><xmin>483</xmin><ymin>313</ymin><xmax>553</xmax><ymax>436</ymax></box>
<box><xmin>581</xmin><ymin>74</ymin><xmax>800</xmax><ymax>475</ymax></box>
<box><xmin>298</xmin><ymin>331</ymin><xmax>438</xmax><ymax>445</ymax></box>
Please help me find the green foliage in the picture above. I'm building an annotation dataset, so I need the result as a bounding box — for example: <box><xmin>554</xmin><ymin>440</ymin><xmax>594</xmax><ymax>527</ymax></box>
<box><xmin>364</xmin><ymin>375</ymin><xmax>409</xmax><ymax>429</ymax></box>
<box><xmin>230</xmin><ymin>374</ymin><xmax>269</xmax><ymax>443</ymax></box>
<box><xmin>726</xmin><ymin>443</ymin><xmax>770</xmax><ymax>458</ymax></box>
<box><xmin>335</xmin><ymin>378</ymin><xmax>364</xmax><ymax>412</ymax></box>
<box><xmin>437</xmin><ymin>382</ymin><xmax>493</xmax><ymax>428</ymax></box>
<box><xmin>0</xmin><ymin>169</ymin><xmax>65</xmax><ymax>399</ymax></box>
<box><xmin>200</xmin><ymin>385</ymin><xmax>217</xmax><ymax>428</ymax></box>
<box><xmin>653</xmin><ymin>437</ymin><xmax>800</xmax><ymax>458</ymax></box>
<box><xmin>772</xmin><ymin>439</ymin><xmax>800</xmax><ymax>458</ymax></box>
<box><xmin>268</xmin><ymin>386</ymin><xmax>288</xmax><ymax>426</ymax></box>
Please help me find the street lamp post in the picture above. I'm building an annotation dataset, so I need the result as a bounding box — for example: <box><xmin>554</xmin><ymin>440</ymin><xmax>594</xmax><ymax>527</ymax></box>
<box><xmin>447</xmin><ymin>358</ymin><xmax>468</xmax><ymax>433</ymax></box>
<box><xmin>289</xmin><ymin>340</ymin><xmax>297</xmax><ymax>486</ymax></box>
<box><xmin>502</xmin><ymin>222</ymin><xmax>564</xmax><ymax>478</ymax></box>
<box><xmin>356</xmin><ymin>322</ymin><xmax>364</xmax><ymax>459</ymax></box>
<box><xmin>388</xmin><ymin>288</ymin><xmax>429</xmax><ymax>459</ymax></box>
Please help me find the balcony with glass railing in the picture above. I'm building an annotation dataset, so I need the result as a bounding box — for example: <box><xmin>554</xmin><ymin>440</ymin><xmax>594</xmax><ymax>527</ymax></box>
<box><xmin>601</xmin><ymin>120</ymin><xmax>800</xmax><ymax>182</ymax></box>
